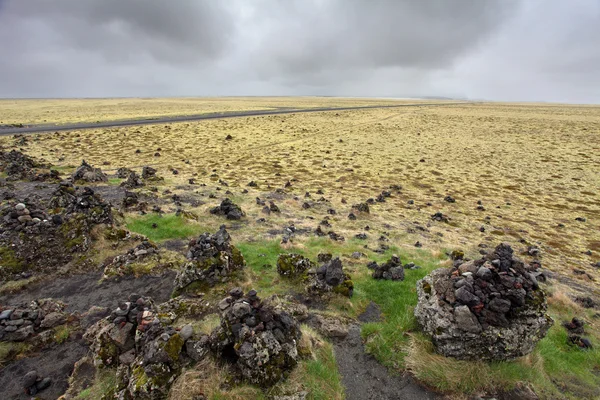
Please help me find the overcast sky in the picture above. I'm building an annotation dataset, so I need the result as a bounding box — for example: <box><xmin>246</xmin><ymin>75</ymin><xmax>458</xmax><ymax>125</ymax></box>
<box><xmin>0</xmin><ymin>0</ymin><xmax>598</xmax><ymax>103</ymax></box>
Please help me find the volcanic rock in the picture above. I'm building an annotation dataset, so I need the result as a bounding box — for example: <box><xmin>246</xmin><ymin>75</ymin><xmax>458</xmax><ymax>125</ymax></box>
<box><xmin>306</xmin><ymin>257</ymin><xmax>354</xmax><ymax>298</ymax></box>
<box><xmin>210</xmin><ymin>198</ymin><xmax>245</xmax><ymax>220</ymax></box>
<box><xmin>371</xmin><ymin>255</ymin><xmax>405</xmax><ymax>281</ymax></box>
<box><xmin>173</xmin><ymin>225</ymin><xmax>245</xmax><ymax>294</ymax></box>
<box><xmin>277</xmin><ymin>254</ymin><xmax>315</xmax><ymax>278</ymax></box>
<box><xmin>71</xmin><ymin>160</ymin><xmax>108</xmax><ymax>182</ymax></box>
<box><xmin>414</xmin><ymin>243</ymin><xmax>553</xmax><ymax>361</ymax></box>
<box><xmin>210</xmin><ymin>289</ymin><xmax>302</xmax><ymax>387</ymax></box>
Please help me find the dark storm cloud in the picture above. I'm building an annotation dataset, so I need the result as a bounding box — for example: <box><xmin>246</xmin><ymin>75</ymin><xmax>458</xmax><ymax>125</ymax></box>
<box><xmin>0</xmin><ymin>0</ymin><xmax>598</xmax><ymax>102</ymax></box>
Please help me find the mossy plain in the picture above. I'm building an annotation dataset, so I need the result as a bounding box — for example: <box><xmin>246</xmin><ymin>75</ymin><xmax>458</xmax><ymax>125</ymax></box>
<box><xmin>1</xmin><ymin>98</ymin><xmax>599</xmax><ymax>399</ymax></box>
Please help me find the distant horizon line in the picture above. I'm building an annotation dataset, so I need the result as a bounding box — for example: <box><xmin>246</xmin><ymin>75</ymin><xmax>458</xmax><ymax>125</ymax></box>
<box><xmin>0</xmin><ymin>95</ymin><xmax>598</xmax><ymax>106</ymax></box>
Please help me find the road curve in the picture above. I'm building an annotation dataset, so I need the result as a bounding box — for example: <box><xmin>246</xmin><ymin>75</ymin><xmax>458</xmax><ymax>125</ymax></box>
<box><xmin>0</xmin><ymin>102</ymin><xmax>470</xmax><ymax>135</ymax></box>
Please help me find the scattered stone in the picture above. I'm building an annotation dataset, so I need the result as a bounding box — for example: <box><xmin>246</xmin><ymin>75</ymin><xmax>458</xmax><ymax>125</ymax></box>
<box><xmin>355</xmin><ymin>233</ymin><xmax>367</xmax><ymax>240</ymax></box>
<box><xmin>575</xmin><ymin>296</ymin><xmax>596</xmax><ymax>308</ymax></box>
<box><xmin>269</xmin><ymin>201</ymin><xmax>281</xmax><ymax>213</ymax></box>
<box><xmin>116</xmin><ymin>167</ymin><xmax>134</xmax><ymax>178</ymax></box>
<box><xmin>444</xmin><ymin>195</ymin><xmax>456</xmax><ymax>203</ymax></box>
<box><xmin>415</xmin><ymin>243</ymin><xmax>553</xmax><ymax>361</ymax></box>
<box><xmin>210</xmin><ymin>198</ymin><xmax>245</xmax><ymax>220</ymax></box>
<box><xmin>141</xmin><ymin>166</ymin><xmax>163</xmax><ymax>181</ymax></box>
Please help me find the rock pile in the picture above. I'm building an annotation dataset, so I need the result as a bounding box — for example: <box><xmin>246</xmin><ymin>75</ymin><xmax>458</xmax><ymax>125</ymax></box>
<box><xmin>120</xmin><ymin>171</ymin><xmax>144</xmax><ymax>188</ymax></box>
<box><xmin>0</xmin><ymin>299</ymin><xmax>68</xmax><ymax>342</ymax></box>
<box><xmin>116</xmin><ymin>167</ymin><xmax>134</xmax><ymax>178</ymax></box>
<box><xmin>415</xmin><ymin>243</ymin><xmax>553</xmax><ymax>361</ymax></box>
<box><xmin>352</xmin><ymin>202</ymin><xmax>370</xmax><ymax>213</ymax></box>
<box><xmin>85</xmin><ymin>295</ymin><xmax>189</xmax><ymax>399</ymax></box>
<box><xmin>141</xmin><ymin>165</ymin><xmax>163</xmax><ymax>181</ymax></box>
<box><xmin>210</xmin><ymin>288</ymin><xmax>302</xmax><ymax>386</ymax></box>
<box><xmin>210</xmin><ymin>198</ymin><xmax>245</xmax><ymax>220</ymax></box>
<box><xmin>306</xmin><ymin>257</ymin><xmax>354</xmax><ymax>297</ymax></box>
<box><xmin>1</xmin><ymin>186</ymin><xmax>112</xmax><ymax>279</ymax></box>
<box><xmin>563</xmin><ymin>317</ymin><xmax>593</xmax><ymax>349</ymax></box>
<box><xmin>71</xmin><ymin>160</ymin><xmax>108</xmax><ymax>182</ymax></box>
<box><xmin>277</xmin><ymin>253</ymin><xmax>315</xmax><ymax>278</ymax></box>
<box><xmin>173</xmin><ymin>225</ymin><xmax>245</xmax><ymax>294</ymax></box>
<box><xmin>102</xmin><ymin>241</ymin><xmax>159</xmax><ymax>277</ymax></box>
<box><xmin>0</xmin><ymin>150</ymin><xmax>58</xmax><ymax>182</ymax></box>
<box><xmin>370</xmin><ymin>255</ymin><xmax>405</xmax><ymax>281</ymax></box>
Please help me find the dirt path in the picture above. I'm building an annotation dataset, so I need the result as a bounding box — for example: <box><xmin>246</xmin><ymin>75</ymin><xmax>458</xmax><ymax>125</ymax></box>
<box><xmin>334</xmin><ymin>303</ymin><xmax>441</xmax><ymax>400</ymax></box>
<box><xmin>0</xmin><ymin>271</ymin><xmax>175</xmax><ymax>313</ymax></box>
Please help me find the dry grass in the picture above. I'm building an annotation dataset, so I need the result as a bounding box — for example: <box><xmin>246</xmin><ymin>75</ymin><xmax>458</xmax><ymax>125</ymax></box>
<box><xmin>5</xmin><ymin>100</ymin><xmax>598</xmax><ymax>287</ymax></box>
<box><xmin>0</xmin><ymin>97</ymin><xmax>427</xmax><ymax>125</ymax></box>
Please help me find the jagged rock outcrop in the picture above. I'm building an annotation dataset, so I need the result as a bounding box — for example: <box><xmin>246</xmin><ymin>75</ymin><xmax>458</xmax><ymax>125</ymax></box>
<box><xmin>210</xmin><ymin>288</ymin><xmax>302</xmax><ymax>387</ymax></box>
<box><xmin>173</xmin><ymin>225</ymin><xmax>245</xmax><ymax>294</ymax></box>
<box><xmin>414</xmin><ymin>243</ymin><xmax>553</xmax><ymax>361</ymax></box>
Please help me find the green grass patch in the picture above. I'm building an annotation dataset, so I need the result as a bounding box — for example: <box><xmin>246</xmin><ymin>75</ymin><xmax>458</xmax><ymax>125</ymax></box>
<box><xmin>108</xmin><ymin>178</ymin><xmax>122</xmax><ymax>185</ymax></box>
<box><xmin>299</xmin><ymin>340</ymin><xmax>345</xmax><ymax>400</ymax></box>
<box><xmin>126</xmin><ymin>213</ymin><xmax>205</xmax><ymax>242</ymax></box>
<box><xmin>0</xmin><ymin>342</ymin><xmax>31</xmax><ymax>366</ymax></box>
<box><xmin>76</xmin><ymin>368</ymin><xmax>117</xmax><ymax>399</ymax></box>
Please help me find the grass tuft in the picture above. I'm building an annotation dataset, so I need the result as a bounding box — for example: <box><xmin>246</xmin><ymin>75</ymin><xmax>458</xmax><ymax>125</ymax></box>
<box><xmin>125</xmin><ymin>213</ymin><xmax>205</xmax><ymax>242</ymax></box>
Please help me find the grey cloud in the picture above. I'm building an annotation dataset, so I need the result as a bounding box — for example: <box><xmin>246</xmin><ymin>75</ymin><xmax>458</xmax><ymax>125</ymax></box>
<box><xmin>0</xmin><ymin>0</ymin><xmax>598</xmax><ymax>102</ymax></box>
<box><xmin>252</xmin><ymin>0</ymin><xmax>517</xmax><ymax>79</ymax></box>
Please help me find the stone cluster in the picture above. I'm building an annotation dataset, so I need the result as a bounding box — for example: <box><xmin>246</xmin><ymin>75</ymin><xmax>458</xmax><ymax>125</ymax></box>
<box><xmin>71</xmin><ymin>160</ymin><xmax>108</xmax><ymax>182</ymax></box>
<box><xmin>85</xmin><ymin>295</ymin><xmax>193</xmax><ymax>399</ymax></box>
<box><xmin>120</xmin><ymin>170</ymin><xmax>144</xmax><ymax>188</ymax></box>
<box><xmin>277</xmin><ymin>253</ymin><xmax>315</xmax><ymax>278</ymax></box>
<box><xmin>141</xmin><ymin>165</ymin><xmax>163</xmax><ymax>181</ymax></box>
<box><xmin>173</xmin><ymin>225</ymin><xmax>245</xmax><ymax>294</ymax></box>
<box><xmin>563</xmin><ymin>317</ymin><xmax>593</xmax><ymax>349</ymax></box>
<box><xmin>211</xmin><ymin>288</ymin><xmax>302</xmax><ymax>387</ymax></box>
<box><xmin>102</xmin><ymin>241</ymin><xmax>159</xmax><ymax>277</ymax></box>
<box><xmin>0</xmin><ymin>299</ymin><xmax>68</xmax><ymax>342</ymax></box>
<box><xmin>210</xmin><ymin>198</ymin><xmax>245</xmax><ymax>220</ymax></box>
<box><xmin>414</xmin><ymin>243</ymin><xmax>553</xmax><ymax>361</ymax></box>
<box><xmin>2</xmin><ymin>202</ymin><xmax>48</xmax><ymax>226</ymax></box>
<box><xmin>0</xmin><ymin>149</ymin><xmax>58</xmax><ymax>182</ymax></box>
<box><xmin>22</xmin><ymin>371</ymin><xmax>52</xmax><ymax>396</ymax></box>
<box><xmin>306</xmin><ymin>257</ymin><xmax>354</xmax><ymax>298</ymax></box>
<box><xmin>369</xmin><ymin>255</ymin><xmax>405</xmax><ymax>281</ymax></box>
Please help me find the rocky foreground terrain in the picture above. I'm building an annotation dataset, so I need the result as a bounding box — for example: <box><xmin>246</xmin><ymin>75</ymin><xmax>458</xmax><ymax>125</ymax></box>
<box><xmin>1</xmin><ymin>101</ymin><xmax>599</xmax><ymax>400</ymax></box>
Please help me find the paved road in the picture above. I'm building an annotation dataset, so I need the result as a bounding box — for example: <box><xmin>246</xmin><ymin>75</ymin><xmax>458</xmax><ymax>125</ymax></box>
<box><xmin>0</xmin><ymin>102</ymin><xmax>470</xmax><ymax>135</ymax></box>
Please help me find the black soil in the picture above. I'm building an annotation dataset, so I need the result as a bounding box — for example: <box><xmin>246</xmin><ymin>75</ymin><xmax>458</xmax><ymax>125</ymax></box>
<box><xmin>334</xmin><ymin>304</ymin><xmax>440</xmax><ymax>400</ymax></box>
<box><xmin>1</xmin><ymin>271</ymin><xmax>175</xmax><ymax>313</ymax></box>
<box><xmin>0</xmin><ymin>341</ymin><xmax>88</xmax><ymax>400</ymax></box>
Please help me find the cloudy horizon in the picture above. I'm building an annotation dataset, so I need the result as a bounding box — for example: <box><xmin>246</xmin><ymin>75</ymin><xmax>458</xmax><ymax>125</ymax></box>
<box><xmin>0</xmin><ymin>0</ymin><xmax>598</xmax><ymax>103</ymax></box>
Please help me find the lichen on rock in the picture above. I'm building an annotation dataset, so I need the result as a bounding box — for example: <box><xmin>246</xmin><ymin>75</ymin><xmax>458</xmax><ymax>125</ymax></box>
<box><xmin>173</xmin><ymin>225</ymin><xmax>245</xmax><ymax>295</ymax></box>
<box><xmin>414</xmin><ymin>243</ymin><xmax>553</xmax><ymax>361</ymax></box>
